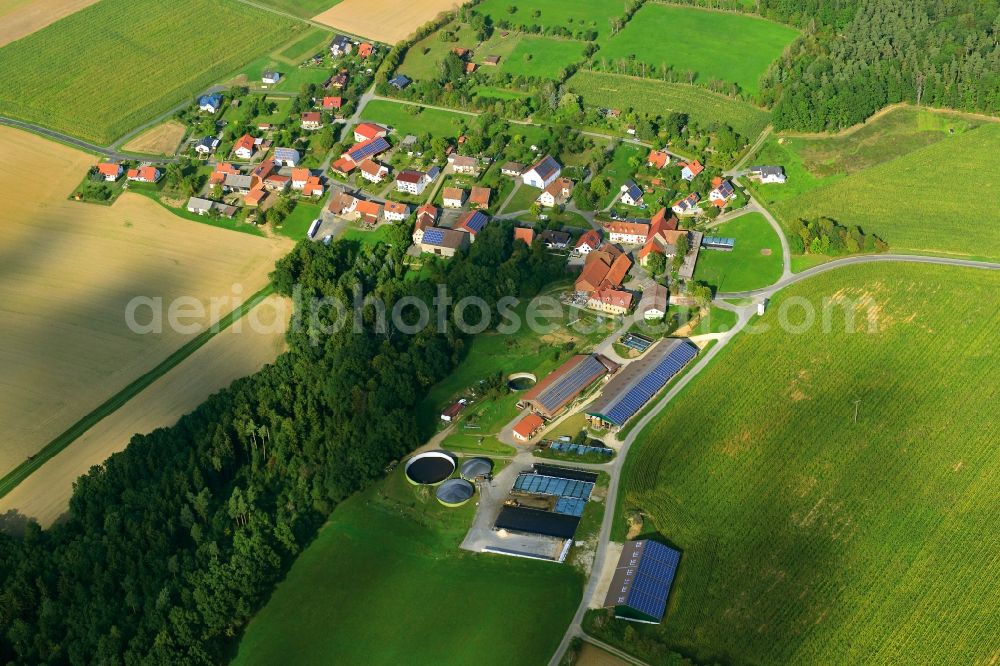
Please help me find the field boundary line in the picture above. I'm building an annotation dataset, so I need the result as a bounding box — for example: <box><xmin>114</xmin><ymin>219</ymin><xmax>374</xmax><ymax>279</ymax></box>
<box><xmin>0</xmin><ymin>284</ymin><xmax>276</xmax><ymax>499</ymax></box>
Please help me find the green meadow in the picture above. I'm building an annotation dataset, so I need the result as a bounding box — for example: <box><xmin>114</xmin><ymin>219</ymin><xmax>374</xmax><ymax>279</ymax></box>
<box><xmin>693</xmin><ymin>212</ymin><xmax>784</xmax><ymax>292</ymax></box>
<box><xmin>360</xmin><ymin>100</ymin><xmax>468</xmax><ymax>137</ymax></box>
<box><xmin>476</xmin><ymin>0</ymin><xmax>624</xmax><ymax>38</ymax></box>
<box><xmin>598</xmin><ymin>5</ymin><xmax>798</xmax><ymax>95</ymax></box>
<box><xmin>498</xmin><ymin>37</ymin><xmax>589</xmax><ymax>79</ymax></box>
<box><xmin>604</xmin><ymin>263</ymin><xmax>1000</xmax><ymax>664</ymax></box>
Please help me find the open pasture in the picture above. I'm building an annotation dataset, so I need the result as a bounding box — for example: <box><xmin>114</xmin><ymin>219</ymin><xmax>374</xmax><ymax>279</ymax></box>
<box><xmin>120</xmin><ymin>120</ymin><xmax>187</xmax><ymax>156</ymax></box>
<box><xmin>692</xmin><ymin>212</ymin><xmax>783</xmax><ymax>292</ymax></box>
<box><xmin>765</xmin><ymin>121</ymin><xmax>1000</xmax><ymax>259</ymax></box>
<box><xmin>0</xmin><ymin>0</ymin><xmax>301</xmax><ymax>144</ymax></box>
<box><xmin>476</xmin><ymin>0</ymin><xmax>622</xmax><ymax>38</ymax></box>
<box><xmin>567</xmin><ymin>70</ymin><xmax>770</xmax><ymax>139</ymax></box>
<box><xmin>597</xmin><ymin>5</ymin><xmax>797</xmax><ymax>96</ymax></box>
<box><xmin>313</xmin><ymin>0</ymin><xmax>467</xmax><ymax>43</ymax></box>
<box><xmin>612</xmin><ymin>263</ymin><xmax>1000</xmax><ymax>664</ymax></box>
<box><xmin>360</xmin><ymin>99</ymin><xmax>468</xmax><ymax>137</ymax></box>
<box><xmin>498</xmin><ymin>36</ymin><xmax>589</xmax><ymax>79</ymax></box>
<box><xmin>0</xmin><ymin>127</ymin><xmax>290</xmax><ymax>478</ymax></box>
<box><xmin>0</xmin><ymin>0</ymin><xmax>97</xmax><ymax>47</ymax></box>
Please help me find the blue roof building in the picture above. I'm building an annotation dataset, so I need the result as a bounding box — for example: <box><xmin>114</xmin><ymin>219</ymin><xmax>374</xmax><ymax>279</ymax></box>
<box><xmin>603</xmin><ymin>540</ymin><xmax>682</xmax><ymax>624</ymax></box>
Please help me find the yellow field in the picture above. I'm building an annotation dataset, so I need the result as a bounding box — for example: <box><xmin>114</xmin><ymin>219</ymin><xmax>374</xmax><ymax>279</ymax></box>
<box><xmin>0</xmin><ymin>0</ymin><xmax>98</xmax><ymax>47</ymax></box>
<box><xmin>0</xmin><ymin>127</ymin><xmax>292</xmax><ymax>476</ymax></box>
<box><xmin>120</xmin><ymin>120</ymin><xmax>187</xmax><ymax>155</ymax></box>
<box><xmin>0</xmin><ymin>295</ymin><xmax>291</xmax><ymax>527</ymax></box>
<box><xmin>313</xmin><ymin>0</ymin><xmax>468</xmax><ymax>43</ymax></box>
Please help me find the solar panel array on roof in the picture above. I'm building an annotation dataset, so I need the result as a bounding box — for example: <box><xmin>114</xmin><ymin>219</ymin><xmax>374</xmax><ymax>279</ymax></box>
<box><xmin>462</xmin><ymin>211</ymin><xmax>489</xmax><ymax>233</ymax></box>
<box><xmin>348</xmin><ymin>137</ymin><xmax>390</xmax><ymax>162</ymax></box>
<box><xmin>422</xmin><ymin>227</ymin><xmax>446</xmax><ymax>245</ymax></box>
<box><xmin>591</xmin><ymin>341</ymin><xmax>698</xmax><ymax>427</ymax></box>
<box><xmin>554</xmin><ymin>497</ymin><xmax>587</xmax><ymax>517</ymax></box>
<box><xmin>513</xmin><ymin>473</ymin><xmax>594</xmax><ymax>500</ymax></box>
<box><xmin>621</xmin><ymin>541</ymin><xmax>681</xmax><ymax>622</ymax></box>
<box><xmin>535</xmin><ymin>355</ymin><xmax>607</xmax><ymax>412</ymax></box>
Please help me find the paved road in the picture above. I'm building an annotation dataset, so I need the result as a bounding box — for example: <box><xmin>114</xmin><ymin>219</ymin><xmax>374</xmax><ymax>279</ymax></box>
<box><xmin>0</xmin><ymin>116</ymin><xmax>176</xmax><ymax>163</ymax></box>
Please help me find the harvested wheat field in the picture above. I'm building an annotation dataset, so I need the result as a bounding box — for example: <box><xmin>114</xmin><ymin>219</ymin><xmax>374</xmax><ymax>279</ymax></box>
<box><xmin>0</xmin><ymin>126</ymin><xmax>291</xmax><ymax>476</ymax></box>
<box><xmin>313</xmin><ymin>0</ymin><xmax>468</xmax><ymax>43</ymax></box>
<box><xmin>121</xmin><ymin>119</ymin><xmax>187</xmax><ymax>155</ymax></box>
<box><xmin>0</xmin><ymin>0</ymin><xmax>98</xmax><ymax>47</ymax></box>
<box><xmin>0</xmin><ymin>295</ymin><xmax>291</xmax><ymax>528</ymax></box>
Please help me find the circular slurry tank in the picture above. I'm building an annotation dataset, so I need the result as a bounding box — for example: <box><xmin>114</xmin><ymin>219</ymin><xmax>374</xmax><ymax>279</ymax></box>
<box><xmin>435</xmin><ymin>479</ymin><xmax>475</xmax><ymax>507</ymax></box>
<box><xmin>507</xmin><ymin>372</ymin><xmax>537</xmax><ymax>391</ymax></box>
<box><xmin>404</xmin><ymin>451</ymin><xmax>456</xmax><ymax>485</ymax></box>
<box><xmin>460</xmin><ymin>457</ymin><xmax>493</xmax><ymax>480</ymax></box>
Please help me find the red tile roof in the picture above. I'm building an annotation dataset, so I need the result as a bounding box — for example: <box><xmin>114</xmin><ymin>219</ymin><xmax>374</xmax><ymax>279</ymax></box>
<box><xmin>384</xmin><ymin>200</ymin><xmax>408</xmax><ymax>216</ymax></box>
<box><xmin>354</xmin><ymin>122</ymin><xmax>387</xmax><ymax>140</ymax></box>
<box><xmin>469</xmin><ymin>186</ymin><xmax>491</xmax><ymax>207</ymax></box>
<box><xmin>96</xmin><ymin>162</ymin><xmax>120</xmax><ymax>177</ymax></box>
<box><xmin>647</xmin><ymin>150</ymin><xmax>669</xmax><ymax>169</ymax></box>
<box><xmin>331</xmin><ymin>157</ymin><xmax>356</xmax><ymax>174</ymax></box>
<box><xmin>575</xmin><ymin>229</ymin><xmax>601</xmax><ymax>250</ymax></box>
<box><xmin>291</xmin><ymin>168</ymin><xmax>309</xmax><ymax>183</ymax></box>
<box><xmin>682</xmin><ymin>160</ymin><xmax>704</xmax><ymax>177</ymax></box>
<box><xmin>233</xmin><ymin>134</ymin><xmax>255</xmax><ymax>154</ymax></box>
<box><xmin>322</xmin><ymin>96</ymin><xmax>343</xmax><ymax>109</ymax></box>
<box><xmin>513</xmin><ymin>413</ymin><xmax>544</xmax><ymax>439</ymax></box>
<box><xmin>590</xmin><ymin>287</ymin><xmax>633</xmax><ymax>310</ymax></box>
<box><xmin>603</xmin><ymin>253</ymin><xmax>632</xmax><ymax>287</ymax></box>
<box><xmin>604</xmin><ymin>220</ymin><xmax>650</xmax><ymax>238</ymax></box>
<box><xmin>514</xmin><ymin>227</ymin><xmax>535</xmax><ymax>244</ymax></box>
<box><xmin>359</xmin><ymin>42</ymin><xmax>373</xmax><ymax>57</ymax></box>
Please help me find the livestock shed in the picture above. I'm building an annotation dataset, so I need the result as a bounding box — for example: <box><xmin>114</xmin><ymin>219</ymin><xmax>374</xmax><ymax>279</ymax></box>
<box><xmin>494</xmin><ymin>506</ymin><xmax>580</xmax><ymax>540</ymax></box>
<box><xmin>586</xmin><ymin>339</ymin><xmax>698</xmax><ymax>429</ymax></box>
<box><xmin>603</xmin><ymin>540</ymin><xmax>682</xmax><ymax>624</ymax></box>
<box><xmin>520</xmin><ymin>354</ymin><xmax>619</xmax><ymax>419</ymax></box>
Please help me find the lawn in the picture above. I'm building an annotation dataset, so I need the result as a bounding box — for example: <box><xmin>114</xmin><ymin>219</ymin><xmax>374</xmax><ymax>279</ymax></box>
<box><xmin>597</xmin><ymin>141</ymin><xmax>646</xmax><ymax>207</ymax></box>
<box><xmin>238</xmin><ymin>53</ymin><xmax>332</xmax><ymax>92</ymax></box>
<box><xmin>341</xmin><ymin>222</ymin><xmax>398</xmax><ymax>246</ymax></box>
<box><xmin>0</xmin><ymin>0</ymin><xmax>301</xmax><ymax>144</ymax></box>
<box><xmin>690</xmin><ymin>305</ymin><xmax>737</xmax><ymax>335</ymax></box>
<box><xmin>276</xmin><ymin>26</ymin><xmax>333</xmax><ymax>62</ymax></box>
<box><xmin>399</xmin><ymin>21</ymin><xmax>480</xmax><ymax>81</ymax></box>
<box><xmin>602</xmin><ymin>263</ymin><xmax>1000</xmax><ymax>664</ymax></box>
<box><xmin>693</xmin><ymin>212</ymin><xmax>783</xmax><ymax>292</ymax></box>
<box><xmin>567</xmin><ymin>70</ymin><xmax>770</xmax><ymax>139</ymax></box>
<box><xmin>766</xmin><ymin>121</ymin><xmax>1000</xmax><ymax>260</ymax></box>
<box><xmin>497</xmin><ymin>36</ymin><xmax>589</xmax><ymax>79</ymax></box>
<box><xmin>473</xmin><ymin>86</ymin><xmax>529</xmax><ymax>102</ymax></box>
<box><xmin>253</xmin><ymin>0</ymin><xmax>342</xmax><ymax>19</ymax></box>
<box><xmin>476</xmin><ymin>0</ymin><xmax>624</xmax><ymax>38</ymax></box>
<box><xmin>276</xmin><ymin>199</ymin><xmax>324</xmax><ymax>240</ymax></box>
<box><xmin>235</xmin><ymin>464</ymin><xmax>582</xmax><ymax>665</ymax></box>
<box><xmin>360</xmin><ymin>99</ymin><xmax>468</xmax><ymax>138</ymax></box>
<box><xmin>597</xmin><ymin>5</ymin><xmax>798</xmax><ymax>96</ymax></box>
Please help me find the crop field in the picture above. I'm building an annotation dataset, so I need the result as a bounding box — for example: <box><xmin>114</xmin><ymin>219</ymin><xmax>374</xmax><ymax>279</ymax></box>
<box><xmin>120</xmin><ymin>120</ymin><xmax>187</xmax><ymax>156</ymax></box>
<box><xmin>313</xmin><ymin>0</ymin><xmax>467</xmax><ymax>43</ymax></box>
<box><xmin>476</xmin><ymin>0</ymin><xmax>623</xmax><ymax>38</ymax></box>
<box><xmin>597</xmin><ymin>5</ymin><xmax>797</xmax><ymax>95</ymax></box>
<box><xmin>0</xmin><ymin>295</ymin><xmax>290</xmax><ymax>527</ymax></box>
<box><xmin>256</xmin><ymin>0</ymin><xmax>341</xmax><ymax>19</ymax></box>
<box><xmin>360</xmin><ymin>99</ymin><xmax>468</xmax><ymax>137</ymax></box>
<box><xmin>0</xmin><ymin>0</ymin><xmax>97</xmax><ymax>47</ymax></box>
<box><xmin>498</xmin><ymin>36</ymin><xmax>589</xmax><ymax>79</ymax></box>
<box><xmin>0</xmin><ymin>127</ymin><xmax>291</xmax><ymax>478</ymax></box>
<box><xmin>235</xmin><ymin>464</ymin><xmax>582</xmax><ymax>665</ymax></box>
<box><xmin>765</xmin><ymin>122</ymin><xmax>1000</xmax><ymax>259</ymax></box>
<box><xmin>610</xmin><ymin>263</ymin><xmax>1000</xmax><ymax>664</ymax></box>
<box><xmin>567</xmin><ymin>70</ymin><xmax>770</xmax><ymax>139</ymax></box>
<box><xmin>692</xmin><ymin>212</ymin><xmax>783</xmax><ymax>292</ymax></box>
<box><xmin>0</xmin><ymin>0</ymin><xmax>301</xmax><ymax>144</ymax></box>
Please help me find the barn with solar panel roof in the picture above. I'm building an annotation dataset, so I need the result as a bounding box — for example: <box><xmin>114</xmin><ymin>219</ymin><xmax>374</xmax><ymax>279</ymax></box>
<box><xmin>603</xmin><ymin>540</ymin><xmax>682</xmax><ymax>624</ymax></box>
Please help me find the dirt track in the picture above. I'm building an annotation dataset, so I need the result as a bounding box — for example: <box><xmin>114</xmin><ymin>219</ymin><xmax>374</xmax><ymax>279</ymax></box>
<box><xmin>0</xmin><ymin>126</ymin><xmax>291</xmax><ymax>475</ymax></box>
<box><xmin>120</xmin><ymin>120</ymin><xmax>186</xmax><ymax>155</ymax></box>
<box><xmin>312</xmin><ymin>0</ymin><xmax>468</xmax><ymax>43</ymax></box>
<box><xmin>0</xmin><ymin>295</ymin><xmax>291</xmax><ymax>528</ymax></box>
<box><xmin>0</xmin><ymin>0</ymin><xmax>98</xmax><ymax>47</ymax></box>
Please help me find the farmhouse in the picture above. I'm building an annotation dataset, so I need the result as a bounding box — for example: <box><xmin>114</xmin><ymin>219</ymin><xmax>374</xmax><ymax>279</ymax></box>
<box><xmin>321</xmin><ymin>96</ymin><xmax>343</xmax><ymax>110</ymax></box>
<box><xmin>273</xmin><ymin>147</ymin><xmax>300</xmax><ymax>167</ymax></box>
<box><xmin>233</xmin><ymin>134</ymin><xmax>255</xmax><ymax>160</ymax></box>
<box><xmin>126</xmin><ymin>166</ymin><xmax>160</xmax><ymax>183</ymax></box>
<box><xmin>443</xmin><ymin>187</ymin><xmax>465</xmax><ymax>208</ymax></box>
<box><xmin>383</xmin><ymin>200</ymin><xmax>410</xmax><ymax>222</ymax></box>
<box><xmin>749</xmin><ymin>165</ymin><xmax>786</xmax><ymax>183</ymax></box>
<box><xmin>343</xmin><ymin>137</ymin><xmax>391</xmax><ymax>164</ymax></box>
<box><xmin>396</xmin><ymin>170</ymin><xmax>428</xmax><ymax>195</ymax></box>
<box><xmin>483</xmin><ymin>55</ymin><xmax>500</xmax><ymax>66</ymax></box>
<box><xmin>647</xmin><ymin>150</ymin><xmax>670</xmax><ymax>169</ymax></box>
<box><xmin>709</xmin><ymin>178</ymin><xmax>736</xmax><ymax>207</ymax></box>
<box><xmin>355</xmin><ymin>200</ymin><xmax>382</xmax><ymax>224</ymax></box>
<box><xmin>520</xmin><ymin>354</ymin><xmax>618</xmax><ymax>419</ymax></box>
<box><xmin>95</xmin><ymin>162</ymin><xmax>122</xmax><ymax>181</ymax></box>
<box><xmin>586</xmin><ymin>339</ymin><xmax>698</xmax><ymax>429</ymax></box>
<box><xmin>359</xmin><ymin>159</ymin><xmax>389</xmax><ymax>183</ymax></box>
<box><xmin>680</xmin><ymin>160</ymin><xmax>704</xmax><ymax>181</ymax></box>
<box><xmin>416</xmin><ymin>203</ymin><xmax>438</xmax><ymax>228</ymax></box>
<box><xmin>604</xmin><ymin>220</ymin><xmax>649</xmax><ymax>245</ymax></box>
<box><xmin>575</xmin><ymin>229</ymin><xmax>602</xmax><ymax>255</ymax></box>
<box><xmin>195</xmin><ymin>136</ymin><xmax>219</xmax><ymax>154</ymax></box>
<box><xmin>264</xmin><ymin>174</ymin><xmax>290</xmax><ymax>191</ymax></box>
<box><xmin>501</xmin><ymin>162</ymin><xmax>524</xmax><ymax>177</ymax></box>
<box><xmin>619</xmin><ymin>180</ymin><xmax>644</xmax><ymax>206</ymax></box>
<box><xmin>671</xmin><ymin>192</ymin><xmax>701</xmax><ymax>216</ymax></box>
<box><xmin>198</xmin><ymin>93</ymin><xmax>222</xmax><ymax>114</ymax></box>
<box><xmin>326</xmin><ymin>71</ymin><xmax>348</xmax><ymax>89</ymax></box>
<box><xmin>456</xmin><ymin>210</ymin><xmax>490</xmax><ymax>241</ymax></box>
<box><xmin>359</xmin><ymin>42</ymin><xmax>374</xmax><ymax>58</ymax></box>
<box><xmin>514</xmin><ymin>227</ymin><xmax>536</xmax><ymax>245</ymax></box>
<box><xmin>639</xmin><ymin>284</ymin><xmax>669</xmax><ymax>320</ymax></box>
<box><xmin>419</xmin><ymin>227</ymin><xmax>468</xmax><ymax>257</ymax></box>
<box><xmin>244</xmin><ymin>186</ymin><xmax>267</xmax><ymax>208</ymax></box>
<box><xmin>603</xmin><ymin>540</ymin><xmax>681</xmax><ymax>624</ymax></box>
<box><xmin>252</xmin><ymin>159</ymin><xmax>274</xmax><ymax>181</ymax></box>
<box><xmin>354</xmin><ymin>122</ymin><xmax>388</xmax><ymax>143</ymax></box>
<box><xmin>512</xmin><ymin>413</ymin><xmax>545</xmax><ymax>442</ymax></box>
<box><xmin>575</xmin><ymin>245</ymin><xmax>631</xmax><ymax>292</ymax></box>
<box><xmin>262</xmin><ymin>71</ymin><xmax>281</xmax><ymax>85</ymax></box>
<box><xmin>522</xmin><ymin>155</ymin><xmax>561</xmax><ymax>189</ymax></box>
<box><xmin>208</xmin><ymin>162</ymin><xmax>239</xmax><ymax>185</ymax></box>
<box><xmin>537</xmin><ymin>178</ymin><xmax>574</xmax><ymax>207</ymax></box>
<box><xmin>301</xmin><ymin>112</ymin><xmax>323</xmax><ymax>130</ymax></box>
<box><xmin>451</xmin><ymin>155</ymin><xmax>480</xmax><ymax>175</ymax></box>
<box><xmin>469</xmin><ymin>186</ymin><xmax>491</xmax><ymax>210</ymax></box>
<box><xmin>328</xmin><ymin>191</ymin><xmax>358</xmax><ymax>216</ymax></box>
<box><xmin>588</xmin><ymin>287</ymin><xmax>633</xmax><ymax>316</ymax></box>
<box><xmin>185</xmin><ymin>197</ymin><xmax>235</xmax><ymax>218</ymax></box>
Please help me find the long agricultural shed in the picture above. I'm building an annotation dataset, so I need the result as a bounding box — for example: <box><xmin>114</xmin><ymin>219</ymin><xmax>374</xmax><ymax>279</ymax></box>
<box><xmin>520</xmin><ymin>354</ymin><xmax>619</xmax><ymax>419</ymax></box>
<box><xmin>586</xmin><ymin>339</ymin><xmax>698</xmax><ymax>428</ymax></box>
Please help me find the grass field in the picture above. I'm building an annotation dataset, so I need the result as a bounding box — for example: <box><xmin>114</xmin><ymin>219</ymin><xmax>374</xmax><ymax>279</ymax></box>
<box><xmin>608</xmin><ymin>263</ymin><xmax>1000</xmax><ymax>664</ymax></box>
<box><xmin>277</xmin><ymin>26</ymin><xmax>333</xmax><ymax>62</ymax></box>
<box><xmin>761</xmin><ymin>119</ymin><xmax>1000</xmax><ymax>259</ymax></box>
<box><xmin>597</xmin><ymin>5</ymin><xmax>797</xmax><ymax>96</ymax></box>
<box><xmin>360</xmin><ymin>99</ymin><xmax>468</xmax><ymax>137</ymax></box>
<box><xmin>476</xmin><ymin>0</ymin><xmax>622</xmax><ymax>38</ymax></box>
<box><xmin>598</xmin><ymin>141</ymin><xmax>647</xmax><ymax>207</ymax></box>
<box><xmin>693</xmin><ymin>212</ymin><xmax>783</xmax><ymax>292</ymax></box>
<box><xmin>0</xmin><ymin>0</ymin><xmax>97</xmax><ymax>47</ymax></box>
<box><xmin>567</xmin><ymin>70</ymin><xmax>770</xmax><ymax>138</ymax></box>
<box><xmin>255</xmin><ymin>0</ymin><xmax>341</xmax><ymax>19</ymax></box>
<box><xmin>0</xmin><ymin>0</ymin><xmax>301</xmax><ymax>143</ymax></box>
<box><xmin>498</xmin><ymin>36</ymin><xmax>589</xmax><ymax>79</ymax></box>
<box><xmin>0</xmin><ymin>126</ymin><xmax>291</xmax><ymax>477</ymax></box>
<box><xmin>313</xmin><ymin>0</ymin><xmax>466</xmax><ymax>43</ymax></box>
<box><xmin>120</xmin><ymin>120</ymin><xmax>186</xmax><ymax>156</ymax></box>
<box><xmin>399</xmin><ymin>21</ymin><xmax>480</xmax><ymax>80</ymax></box>
<box><xmin>235</xmin><ymin>463</ymin><xmax>582</xmax><ymax>665</ymax></box>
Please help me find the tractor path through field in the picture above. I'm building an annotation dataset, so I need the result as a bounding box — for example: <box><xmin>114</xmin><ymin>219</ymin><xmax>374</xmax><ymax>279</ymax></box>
<box><xmin>547</xmin><ymin>251</ymin><xmax>1000</xmax><ymax>665</ymax></box>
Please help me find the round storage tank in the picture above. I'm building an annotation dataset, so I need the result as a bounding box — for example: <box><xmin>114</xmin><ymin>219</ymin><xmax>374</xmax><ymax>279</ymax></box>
<box><xmin>404</xmin><ymin>451</ymin><xmax>456</xmax><ymax>485</ymax></box>
<box><xmin>460</xmin><ymin>457</ymin><xmax>493</xmax><ymax>480</ymax></box>
<box><xmin>435</xmin><ymin>479</ymin><xmax>475</xmax><ymax>507</ymax></box>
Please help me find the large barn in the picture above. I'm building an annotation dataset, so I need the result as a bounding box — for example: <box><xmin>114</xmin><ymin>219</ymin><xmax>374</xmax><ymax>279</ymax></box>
<box><xmin>603</xmin><ymin>540</ymin><xmax>682</xmax><ymax>624</ymax></box>
<box><xmin>519</xmin><ymin>354</ymin><xmax>619</xmax><ymax>419</ymax></box>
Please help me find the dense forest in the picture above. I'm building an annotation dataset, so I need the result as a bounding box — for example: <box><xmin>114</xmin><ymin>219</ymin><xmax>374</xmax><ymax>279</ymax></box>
<box><xmin>0</xmin><ymin>223</ymin><xmax>565</xmax><ymax>663</ymax></box>
<box><xmin>759</xmin><ymin>0</ymin><xmax>1000</xmax><ymax>130</ymax></box>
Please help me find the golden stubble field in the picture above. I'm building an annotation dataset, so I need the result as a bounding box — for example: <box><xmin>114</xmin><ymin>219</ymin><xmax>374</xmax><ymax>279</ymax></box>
<box><xmin>313</xmin><ymin>0</ymin><xmax>468</xmax><ymax>43</ymax></box>
<box><xmin>0</xmin><ymin>0</ymin><xmax>98</xmax><ymax>47</ymax></box>
<box><xmin>120</xmin><ymin>120</ymin><xmax>187</xmax><ymax>155</ymax></box>
<box><xmin>0</xmin><ymin>127</ymin><xmax>292</xmax><ymax>476</ymax></box>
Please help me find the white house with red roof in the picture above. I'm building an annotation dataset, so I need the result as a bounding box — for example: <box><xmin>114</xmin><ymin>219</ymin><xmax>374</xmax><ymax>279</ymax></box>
<box><xmin>709</xmin><ymin>178</ymin><xmax>736</xmax><ymax>207</ymax></box>
<box><xmin>647</xmin><ymin>150</ymin><xmax>670</xmax><ymax>169</ymax></box>
<box><xmin>321</xmin><ymin>96</ymin><xmax>343</xmax><ymax>110</ymax></box>
<box><xmin>575</xmin><ymin>229</ymin><xmax>602</xmax><ymax>255</ymax></box>
<box><xmin>353</xmin><ymin>122</ymin><xmax>388</xmax><ymax>143</ymax></box>
<box><xmin>95</xmin><ymin>162</ymin><xmax>122</xmax><ymax>181</ymax></box>
<box><xmin>383</xmin><ymin>200</ymin><xmax>410</xmax><ymax>222</ymax></box>
<box><xmin>359</xmin><ymin>159</ymin><xmax>389</xmax><ymax>183</ymax></box>
<box><xmin>396</xmin><ymin>169</ymin><xmax>427</xmax><ymax>195</ymax></box>
<box><xmin>126</xmin><ymin>166</ymin><xmax>160</xmax><ymax>183</ymax></box>
<box><xmin>680</xmin><ymin>160</ymin><xmax>704</xmax><ymax>181</ymax></box>
<box><xmin>233</xmin><ymin>134</ymin><xmax>256</xmax><ymax>160</ymax></box>
<box><xmin>301</xmin><ymin>112</ymin><xmax>323</xmax><ymax>130</ymax></box>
